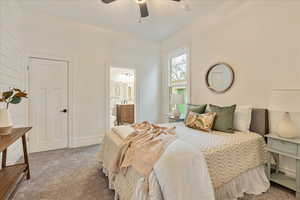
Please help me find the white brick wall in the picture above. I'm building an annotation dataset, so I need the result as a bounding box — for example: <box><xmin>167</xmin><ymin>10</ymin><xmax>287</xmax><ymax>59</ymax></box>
<box><xmin>0</xmin><ymin>0</ymin><xmax>27</xmax><ymax>164</ymax></box>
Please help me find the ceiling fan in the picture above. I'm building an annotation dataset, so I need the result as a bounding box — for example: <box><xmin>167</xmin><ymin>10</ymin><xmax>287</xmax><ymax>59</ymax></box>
<box><xmin>102</xmin><ymin>0</ymin><xmax>181</xmax><ymax>18</ymax></box>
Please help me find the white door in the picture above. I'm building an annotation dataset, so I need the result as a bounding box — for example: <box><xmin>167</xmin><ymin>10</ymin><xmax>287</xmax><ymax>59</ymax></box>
<box><xmin>29</xmin><ymin>58</ymin><xmax>68</xmax><ymax>152</ymax></box>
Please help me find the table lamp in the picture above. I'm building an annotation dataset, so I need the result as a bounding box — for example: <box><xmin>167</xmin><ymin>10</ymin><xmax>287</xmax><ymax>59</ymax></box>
<box><xmin>170</xmin><ymin>94</ymin><xmax>184</xmax><ymax>119</ymax></box>
<box><xmin>269</xmin><ymin>89</ymin><xmax>300</xmax><ymax>138</ymax></box>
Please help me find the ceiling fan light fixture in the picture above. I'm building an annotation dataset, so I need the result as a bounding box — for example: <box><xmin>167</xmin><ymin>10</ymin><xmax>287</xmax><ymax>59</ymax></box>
<box><xmin>134</xmin><ymin>0</ymin><xmax>147</xmax><ymax>4</ymax></box>
<box><xmin>102</xmin><ymin>0</ymin><xmax>182</xmax><ymax>20</ymax></box>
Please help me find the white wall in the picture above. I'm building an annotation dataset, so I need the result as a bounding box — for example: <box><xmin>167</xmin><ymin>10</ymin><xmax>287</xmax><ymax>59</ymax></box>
<box><xmin>0</xmin><ymin>0</ymin><xmax>28</xmax><ymax>164</ymax></box>
<box><xmin>161</xmin><ymin>1</ymin><xmax>300</xmax><ymax>176</ymax></box>
<box><xmin>20</xmin><ymin>9</ymin><xmax>161</xmax><ymax>148</ymax></box>
<box><xmin>0</xmin><ymin>3</ymin><xmax>160</xmax><ymax>161</ymax></box>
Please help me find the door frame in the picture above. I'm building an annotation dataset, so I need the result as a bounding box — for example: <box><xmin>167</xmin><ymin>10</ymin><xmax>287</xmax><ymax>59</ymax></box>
<box><xmin>26</xmin><ymin>52</ymin><xmax>75</xmax><ymax>152</ymax></box>
<box><xmin>105</xmin><ymin>65</ymin><xmax>138</xmax><ymax>131</ymax></box>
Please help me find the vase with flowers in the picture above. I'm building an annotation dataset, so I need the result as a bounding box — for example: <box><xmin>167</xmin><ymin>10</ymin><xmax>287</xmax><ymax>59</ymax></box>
<box><xmin>0</xmin><ymin>88</ymin><xmax>28</xmax><ymax>135</ymax></box>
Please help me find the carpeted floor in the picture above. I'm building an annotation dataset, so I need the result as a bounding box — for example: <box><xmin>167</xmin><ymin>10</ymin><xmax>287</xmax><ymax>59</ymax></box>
<box><xmin>14</xmin><ymin>145</ymin><xmax>296</xmax><ymax>200</ymax></box>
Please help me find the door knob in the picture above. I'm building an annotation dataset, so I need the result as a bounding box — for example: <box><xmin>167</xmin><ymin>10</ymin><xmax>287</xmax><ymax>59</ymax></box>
<box><xmin>61</xmin><ymin>109</ymin><xmax>68</xmax><ymax>113</ymax></box>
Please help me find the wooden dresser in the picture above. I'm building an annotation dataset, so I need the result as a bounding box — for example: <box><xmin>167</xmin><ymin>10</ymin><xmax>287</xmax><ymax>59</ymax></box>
<box><xmin>0</xmin><ymin>127</ymin><xmax>32</xmax><ymax>200</ymax></box>
<box><xmin>116</xmin><ymin>104</ymin><xmax>134</xmax><ymax>125</ymax></box>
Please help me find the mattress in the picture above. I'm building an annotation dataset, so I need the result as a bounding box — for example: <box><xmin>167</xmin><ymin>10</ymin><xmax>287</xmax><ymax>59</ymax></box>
<box><xmin>99</xmin><ymin>122</ymin><xmax>267</xmax><ymax>199</ymax></box>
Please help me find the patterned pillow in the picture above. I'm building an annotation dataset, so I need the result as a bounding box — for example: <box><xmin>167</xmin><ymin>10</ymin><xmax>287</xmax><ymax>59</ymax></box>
<box><xmin>184</xmin><ymin>104</ymin><xmax>207</xmax><ymax>123</ymax></box>
<box><xmin>185</xmin><ymin>112</ymin><xmax>216</xmax><ymax>132</ymax></box>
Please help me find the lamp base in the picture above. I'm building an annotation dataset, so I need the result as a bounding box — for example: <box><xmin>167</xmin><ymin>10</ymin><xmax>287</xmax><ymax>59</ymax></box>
<box><xmin>277</xmin><ymin>112</ymin><xmax>298</xmax><ymax>139</ymax></box>
<box><xmin>172</xmin><ymin>108</ymin><xmax>181</xmax><ymax>119</ymax></box>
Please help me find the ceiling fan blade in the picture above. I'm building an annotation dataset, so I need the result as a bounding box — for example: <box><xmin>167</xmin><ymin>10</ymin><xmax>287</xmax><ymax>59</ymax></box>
<box><xmin>102</xmin><ymin>0</ymin><xmax>116</xmax><ymax>3</ymax></box>
<box><xmin>139</xmin><ymin>3</ymin><xmax>149</xmax><ymax>18</ymax></box>
<box><xmin>171</xmin><ymin>0</ymin><xmax>181</xmax><ymax>1</ymax></box>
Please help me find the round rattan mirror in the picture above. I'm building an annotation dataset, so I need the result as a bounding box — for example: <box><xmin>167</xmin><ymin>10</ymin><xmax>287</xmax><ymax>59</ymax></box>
<box><xmin>206</xmin><ymin>63</ymin><xmax>235</xmax><ymax>93</ymax></box>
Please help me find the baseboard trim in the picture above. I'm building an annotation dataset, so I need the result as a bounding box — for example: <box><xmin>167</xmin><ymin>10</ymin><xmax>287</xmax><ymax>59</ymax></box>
<box><xmin>71</xmin><ymin>135</ymin><xmax>104</xmax><ymax>148</ymax></box>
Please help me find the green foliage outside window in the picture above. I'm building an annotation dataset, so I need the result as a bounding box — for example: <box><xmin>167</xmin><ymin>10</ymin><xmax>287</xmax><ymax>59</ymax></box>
<box><xmin>169</xmin><ymin>53</ymin><xmax>188</xmax><ymax>116</ymax></box>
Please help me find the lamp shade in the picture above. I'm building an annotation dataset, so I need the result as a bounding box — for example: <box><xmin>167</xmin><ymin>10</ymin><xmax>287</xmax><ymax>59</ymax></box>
<box><xmin>170</xmin><ymin>94</ymin><xmax>184</xmax><ymax>105</ymax></box>
<box><xmin>269</xmin><ymin>89</ymin><xmax>300</xmax><ymax>112</ymax></box>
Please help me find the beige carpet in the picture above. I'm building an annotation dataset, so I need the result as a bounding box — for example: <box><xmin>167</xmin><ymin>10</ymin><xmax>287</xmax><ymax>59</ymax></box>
<box><xmin>14</xmin><ymin>145</ymin><xmax>295</xmax><ymax>200</ymax></box>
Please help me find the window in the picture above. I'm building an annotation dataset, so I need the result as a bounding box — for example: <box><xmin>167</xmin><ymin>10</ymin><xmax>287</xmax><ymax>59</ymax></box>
<box><xmin>169</xmin><ymin>52</ymin><xmax>188</xmax><ymax>114</ymax></box>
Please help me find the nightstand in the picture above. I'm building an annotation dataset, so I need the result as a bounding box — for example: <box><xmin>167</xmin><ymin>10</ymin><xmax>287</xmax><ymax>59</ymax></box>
<box><xmin>168</xmin><ymin>116</ymin><xmax>185</xmax><ymax>123</ymax></box>
<box><xmin>265</xmin><ymin>134</ymin><xmax>300</xmax><ymax>199</ymax></box>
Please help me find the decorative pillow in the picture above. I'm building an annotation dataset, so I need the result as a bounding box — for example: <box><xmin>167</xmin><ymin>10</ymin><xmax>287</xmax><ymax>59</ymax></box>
<box><xmin>234</xmin><ymin>105</ymin><xmax>252</xmax><ymax>132</ymax></box>
<box><xmin>209</xmin><ymin>104</ymin><xmax>236</xmax><ymax>133</ymax></box>
<box><xmin>184</xmin><ymin>104</ymin><xmax>207</xmax><ymax>122</ymax></box>
<box><xmin>185</xmin><ymin>111</ymin><xmax>216</xmax><ymax>132</ymax></box>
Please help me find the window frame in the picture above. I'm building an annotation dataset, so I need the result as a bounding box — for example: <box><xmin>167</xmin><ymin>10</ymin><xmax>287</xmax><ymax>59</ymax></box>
<box><xmin>167</xmin><ymin>47</ymin><xmax>191</xmax><ymax>113</ymax></box>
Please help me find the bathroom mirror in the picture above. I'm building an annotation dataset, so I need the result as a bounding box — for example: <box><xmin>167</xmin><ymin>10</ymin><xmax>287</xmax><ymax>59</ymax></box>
<box><xmin>206</xmin><ymin>63</ymin><xmax>235</xmax><ymax>93</ymax></box>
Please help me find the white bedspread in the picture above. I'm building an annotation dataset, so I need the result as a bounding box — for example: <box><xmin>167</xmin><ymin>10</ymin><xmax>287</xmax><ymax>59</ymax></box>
<box><xmin>112</xmin><ymin>125</ymin><xmax>215</xmax><ymax>200</ymax></box>
<box><xmin>100</xmin><ymin>122</ymin><xmax>267</xmax><ymax>200</ymax></box>
<box><xmin>153</xmin><ymin>139</ymin><xmax>215</xmax><ymax>200</ymax></box>
<box><xmin>112</xmin><ymin>126</ymin><xmax>135</xmax><ymax>139</ymax></box>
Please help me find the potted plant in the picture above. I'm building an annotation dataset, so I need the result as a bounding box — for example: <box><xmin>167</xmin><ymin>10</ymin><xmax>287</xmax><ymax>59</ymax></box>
<box><xmin>0</xmin><ymin>88</ymin><xmax>28</xmax><ymax>135</ymax></box>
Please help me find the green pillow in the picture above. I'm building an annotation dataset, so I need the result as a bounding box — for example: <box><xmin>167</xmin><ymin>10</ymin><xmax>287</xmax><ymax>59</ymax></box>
<box><xmin>209</xmin><ymin>104</ymin><xmax>236</xmax><ymax>133</ymax></box>
<box><xmin>185</xmin><ymin>104</ymin><xmax>207</xmax><ymax>122</ymax></box>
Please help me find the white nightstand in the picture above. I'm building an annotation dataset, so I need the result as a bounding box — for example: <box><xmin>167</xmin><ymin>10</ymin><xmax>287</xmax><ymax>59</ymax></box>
<box><xmin>168</xmin><ymin>116</ymin><xmax>185</xmax><ymax>123</ymax></box>
<box><xmin>165</xmin><ymin>113</ymin><xmax>185</xmax><ymax>123</ymax></box>
<box><xmin>265</xmin><ymin>134</ymin><xmax>300</xmax><ymax>199</ymax></box>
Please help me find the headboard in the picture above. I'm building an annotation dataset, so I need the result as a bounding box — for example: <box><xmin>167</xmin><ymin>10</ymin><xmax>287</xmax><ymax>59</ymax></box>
<box><xmin>249</xmin><ymin>108</ymin><xmax>269</xmax><ymax>136</ymax></box>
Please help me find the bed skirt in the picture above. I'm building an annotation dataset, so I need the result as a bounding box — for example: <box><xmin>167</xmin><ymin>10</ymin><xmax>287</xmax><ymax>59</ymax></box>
<box><xmin>215</xmin><ymin>165</ymin><xmax>270</xmax><ymax>200</ymax></box>
<box><xmin>100</xmin><ymin>164</ymin><xmax>269</xmax><ymax>200</ymax></box>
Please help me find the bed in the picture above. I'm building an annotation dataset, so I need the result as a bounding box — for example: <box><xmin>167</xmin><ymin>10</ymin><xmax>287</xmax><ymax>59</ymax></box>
<box><xmin>99</xmin><ymin>109</ymin><xmax>270</xmax><ymax>200</ymax></box>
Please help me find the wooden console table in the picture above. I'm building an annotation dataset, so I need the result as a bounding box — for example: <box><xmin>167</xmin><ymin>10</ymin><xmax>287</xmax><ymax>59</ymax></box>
<box><xmin>0</xmin><ymin>127</ymin><xmax>32</xmax><ymax>200</ymax></box>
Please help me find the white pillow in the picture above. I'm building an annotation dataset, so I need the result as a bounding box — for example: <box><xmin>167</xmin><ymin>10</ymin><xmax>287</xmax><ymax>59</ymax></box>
<box><xmin>234</xmin><ymin>105</ymin><xmax>252</xmax><ymax>132</ymax></box>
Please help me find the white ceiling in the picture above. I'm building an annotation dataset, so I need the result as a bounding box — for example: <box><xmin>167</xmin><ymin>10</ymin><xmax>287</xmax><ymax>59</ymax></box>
<box><xmin>20</xmin><ymin>0</ymin><xmax>242</xmax><ymax>41</ymax></box>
